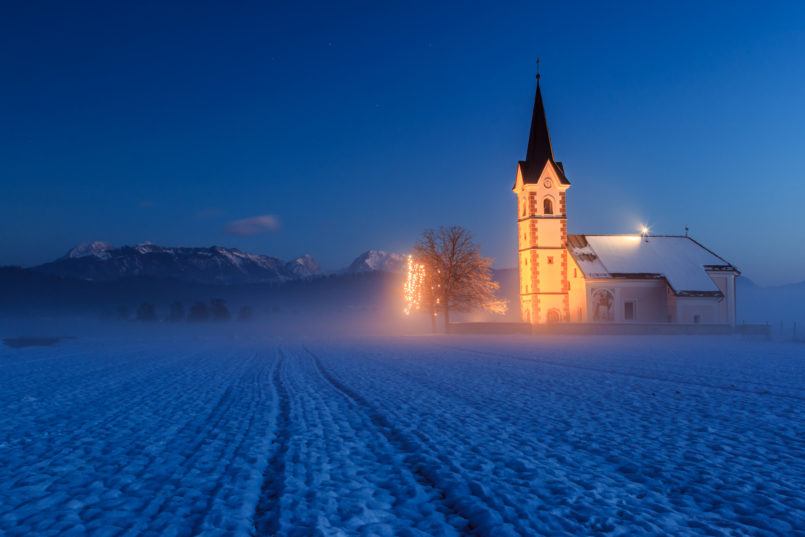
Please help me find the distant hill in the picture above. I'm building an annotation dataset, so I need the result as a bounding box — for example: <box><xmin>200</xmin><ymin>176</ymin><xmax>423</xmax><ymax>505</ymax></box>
<box><xmin>346</xmin><ymin>250</ymin><xmax>405</xmax><ymax>274</ymax></box>
<box><xmin>0</xmin><ymin>243</ymin><xmax>414</xmax><ymax>319</ymax></box>
<box><xmin>32</xmin><ymin>243</ymin><xmax>408</xmax><ymax>285</ymax></box>
<box><xmin>737</xmin><ymin>277</ymin><xmax>805</xmax><ymax>324</ymax></box>
<box><xmin>33</xmin><ymin>242</ymin><xmax>309</xmax><ymax>285</ymax></box>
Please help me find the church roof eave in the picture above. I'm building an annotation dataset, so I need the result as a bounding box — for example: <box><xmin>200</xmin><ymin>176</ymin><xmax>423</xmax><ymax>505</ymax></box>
<box><xmin>518</xmin><ymin>159</ymin><xmax>571</xmax><ymax>186</ymax></box>
<box><xmin>566</xmin><ymin>234</ymin><xmax>737</xmax><ymax>295</ymax></box>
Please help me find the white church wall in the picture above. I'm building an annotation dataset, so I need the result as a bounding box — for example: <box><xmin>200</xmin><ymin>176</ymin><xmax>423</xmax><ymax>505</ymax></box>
<box><xmin>666</xmin><ymin>286</ymin><xmax>677</xmax><ymax>322</ymax></box>
<box><xmin>585</xmin><ymin>279</ymin><xmax>668</xmax><ymax>323</ymax></box>
<box><xmin>568</xmin><ymin>255</ymin><xmax>587</xmax><ymax>322</ymax></box>
<box><xmin>615</xmin><ymin>281</ymin><xmax>668</xmax><ymax>323</ymax></box>
<box><xmin>675</xmin><ymin>297</ymin><xmax>721</xmax><ymax>324</ymax></box>
<box><xmin>707</xmin><ymin>271</ymin><xmax>737</xmax><ymax>326</ymax></box>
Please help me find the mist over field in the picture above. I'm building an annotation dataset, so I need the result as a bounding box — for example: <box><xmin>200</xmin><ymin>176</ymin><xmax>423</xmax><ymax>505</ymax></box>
<box><xmin>1</xmin><ymin>263</ymin><xmax>803</xmax><ymax>342</ymax></box>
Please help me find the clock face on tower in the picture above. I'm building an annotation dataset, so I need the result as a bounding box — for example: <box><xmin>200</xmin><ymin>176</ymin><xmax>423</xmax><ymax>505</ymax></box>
<box><xmin>543</xmin><ymin>177</ymin><xmax>552</xmax><ymax>188</ymax></box>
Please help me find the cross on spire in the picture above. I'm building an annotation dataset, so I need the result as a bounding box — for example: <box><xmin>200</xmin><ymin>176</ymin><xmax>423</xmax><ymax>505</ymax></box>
<box><xmin>536</xmin><ymin>57</ymin><xmax>541</xmax><ymax>84</ymax></box>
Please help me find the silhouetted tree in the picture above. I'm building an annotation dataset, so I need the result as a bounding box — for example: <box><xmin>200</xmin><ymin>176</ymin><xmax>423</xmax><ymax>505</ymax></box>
<box><xmin>238</xmin><ymin>305</ymin><xmax>254</xmax><ymax>321</ymax></box>
<box><xmin>136</xmin><ymin>302</ymin><xmax>157</xmax><ymax>321</ymax></box>
<box><xmin>167</xmin><ymin>301</ymin><xmax>185</xmax><ymax>322</ymax></box>
<box><xmin>413</xmin><ymin>226</ymin><xmax>506</xmax><ymax>332</ymax></box>
<box><xmin>188</xmin><ymin>301</ymin><xmax>210</xmax><ymax>322</ymax></box>
<box><xmin>210</xmin><ymin>298</ymin><xmax>231</xmax><ymax>321</ymax></box>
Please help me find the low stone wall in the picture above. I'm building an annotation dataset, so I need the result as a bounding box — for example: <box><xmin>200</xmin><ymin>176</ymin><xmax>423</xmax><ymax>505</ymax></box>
<box><xmin>449</xmin><ymin>322</ymin><xmax>768</xmax><ymax>336</ymax></box>
<box><xmin>448</xmin><ymin>322</ymin><xmax>532</xmax><ymax>335</ymax></box>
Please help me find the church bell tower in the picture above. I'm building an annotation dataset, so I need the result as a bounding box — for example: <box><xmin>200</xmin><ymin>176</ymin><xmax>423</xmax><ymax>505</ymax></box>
<box><xmin>512</xmin><ymin>68</ymin><xmax>571</xmax><ymax>324</ymax></box>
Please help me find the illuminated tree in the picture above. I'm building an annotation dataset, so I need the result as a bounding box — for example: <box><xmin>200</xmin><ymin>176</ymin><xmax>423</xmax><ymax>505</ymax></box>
<box><xmin>403</xmin><ymin>254</ymin><xmax>439</xmax><ymax>332</ymax></box>
<box><xmin>413</xmin><ymin>226</ymin><xmax>506</xmax><ymax>332</ymax></box>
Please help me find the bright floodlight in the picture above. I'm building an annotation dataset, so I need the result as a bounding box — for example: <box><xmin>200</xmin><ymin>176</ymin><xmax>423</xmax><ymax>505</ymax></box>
<box><xmin>640</xmin><ymin>225</ymin><xmax>650</xmax><ymax>236</ymax></box>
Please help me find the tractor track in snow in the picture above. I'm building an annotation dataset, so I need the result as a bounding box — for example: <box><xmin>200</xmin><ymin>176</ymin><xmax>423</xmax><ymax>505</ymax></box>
<box><xmin>348</xmin><ymin>349</ymin><xmax>771</xmax><ymax>521</ymax></box>
<box><xmin>305</xmin><ymin>347</ymin><xmax>486</xmax><ymax>536</ymax></box>
<box><xmin>252</xmin><ymin>349</ymin><xmax>292</xmax><ymax>536</ymax></box>
<box><xmin>121</xmin><ymin>352</ymin><xmax>261</xmax><ymax>536</ymax></box>
<box><xmin>187</xmin><ymin>352</ymin><xmax>275</xmax><ymax>535</ymax></box>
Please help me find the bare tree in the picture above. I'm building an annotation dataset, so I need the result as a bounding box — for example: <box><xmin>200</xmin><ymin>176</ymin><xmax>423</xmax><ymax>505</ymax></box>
<box><xmin>413</xmin><ymin>226</ymin><xmax>506</xmax><ymax>332</ymax></box>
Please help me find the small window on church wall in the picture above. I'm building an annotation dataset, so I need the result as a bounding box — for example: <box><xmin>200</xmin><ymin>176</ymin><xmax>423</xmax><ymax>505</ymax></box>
<box><xmin>543</xmin><ymin>198</ymin><xmax>554</xmax><ymax>215</ymax></box>
<box><xmin>624</xmin><ymin>301</ymin><xmax>636</xmax><ymax>321</ymax></box>
<box><xmin>547</xmin><ymin>256</ymin><xmax>554</xmax><ymax>265</ymax></box>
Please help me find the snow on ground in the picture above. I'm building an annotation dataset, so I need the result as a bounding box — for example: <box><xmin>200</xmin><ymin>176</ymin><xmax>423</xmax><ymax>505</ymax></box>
<box><xmin>0</xmin><ymin>334</ymin><xmax>802</xmax><ymax>536</ymax></box>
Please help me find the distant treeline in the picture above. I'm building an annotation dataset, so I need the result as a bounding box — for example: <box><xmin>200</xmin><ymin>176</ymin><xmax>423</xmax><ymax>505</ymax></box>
<box><xmin>123</xmin><ymin>299</ymin><xmax>254</xmax><ymax>323</ymax></box>
<box><xmin>0</xmin><ymin>267</ymin><xmax>403</xmax><ymax>317</ymax></box>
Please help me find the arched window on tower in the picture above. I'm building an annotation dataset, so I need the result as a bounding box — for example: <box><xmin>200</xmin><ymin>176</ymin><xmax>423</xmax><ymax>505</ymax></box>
<box><xmin>543</xmin><ymin>198</ymin><xmax>554</xmax><ymax>215</ymax></box>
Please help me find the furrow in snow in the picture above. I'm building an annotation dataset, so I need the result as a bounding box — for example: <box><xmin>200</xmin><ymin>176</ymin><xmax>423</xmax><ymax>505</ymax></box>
<box><xmin>252</xmin><ymin>348</ymin><xmax>291</xmax><ymax>536</ymax></box>
<box><xmin>306</xmin><ymin>346</ymin><xmax>506</xmax><ymax>537</ymax></box>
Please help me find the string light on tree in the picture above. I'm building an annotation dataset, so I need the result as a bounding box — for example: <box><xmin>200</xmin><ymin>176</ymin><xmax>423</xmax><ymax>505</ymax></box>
<box><xmin>403</xmin><ymin>254</ymin><xmax>426</xmax><ymax>316</ymax></box>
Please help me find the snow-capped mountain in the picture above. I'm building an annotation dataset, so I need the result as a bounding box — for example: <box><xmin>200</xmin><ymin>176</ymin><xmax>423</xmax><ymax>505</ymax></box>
<box><xmin>35</xmin><ymin>243</ymin><xmax>320</xmax><ymax>285</ymax></box>
<box><xmin>66</xmin><ymin>241</ymin><xmax>114</xmax><ymax>260</ymax></box>
<box><xmin>32</xmin><ymin>243</ymin><xmax>407</xmax><ymax>285</ymax></box>
<box><xmin>284</xmin><ymin>255</ymin><xmax>320</xmax><ymax>279</ymax></box>
<box><xmin>346</xmin><ymin>250</ymin><xmax>405</xmax><ymax>274</ymax></box>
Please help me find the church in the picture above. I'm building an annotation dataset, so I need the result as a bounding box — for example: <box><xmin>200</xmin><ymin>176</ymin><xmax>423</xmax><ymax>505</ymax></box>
<box><xmin>513</xmin><ymin>72</ymin><xmax>739</xmax><ymax>326</ymax></box>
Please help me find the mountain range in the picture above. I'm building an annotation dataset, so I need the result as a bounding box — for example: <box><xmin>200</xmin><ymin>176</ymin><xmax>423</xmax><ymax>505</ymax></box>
<box><xmin>30</xmin><ymin>242</ymin><xmax>405</xmax><ymax>285</ymax></box>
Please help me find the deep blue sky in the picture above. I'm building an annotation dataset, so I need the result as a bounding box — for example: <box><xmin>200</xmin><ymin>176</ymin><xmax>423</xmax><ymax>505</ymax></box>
<box><xmin>2</xmin><ymin>1</ymin><xmax>804</xmax><ymax>285</ymax></box>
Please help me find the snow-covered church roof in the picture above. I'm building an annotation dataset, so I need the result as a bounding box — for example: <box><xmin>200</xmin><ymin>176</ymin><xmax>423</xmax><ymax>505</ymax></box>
<box><xmin>567</xmin><ymin>235</ymin><xmax>738</xmax><ymax>296</ymax></box>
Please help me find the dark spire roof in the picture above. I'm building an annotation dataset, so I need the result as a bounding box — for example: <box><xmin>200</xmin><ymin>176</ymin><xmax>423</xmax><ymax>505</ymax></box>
<box><xmin>518</xmin><ymin>67</ymin><xmax>570</xmax><ymax>185</ymax></box>
<box><xmin>525</xmin><ymin>78</ymin><xmax>554</xmax><ymax>166</ymax></box>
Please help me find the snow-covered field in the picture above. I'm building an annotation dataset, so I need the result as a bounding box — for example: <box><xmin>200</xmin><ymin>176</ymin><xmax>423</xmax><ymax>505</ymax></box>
<box><xmin>0</xmin><ymin>334</ymin><xmax>803</xmax><ymax>536</ymax></box>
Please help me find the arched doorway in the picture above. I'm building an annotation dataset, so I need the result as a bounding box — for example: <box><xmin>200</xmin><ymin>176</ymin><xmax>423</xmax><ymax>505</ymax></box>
<box><xmin>547</xmin><ymin>308</ymin><xmax>561</xmax><ymax>323</ymax></box>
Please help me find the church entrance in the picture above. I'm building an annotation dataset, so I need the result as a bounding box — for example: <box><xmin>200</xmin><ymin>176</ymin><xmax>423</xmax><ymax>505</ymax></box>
<box><xmin>547</xmin><ymin>308</ymin><xmax>561</xmax><ymax>323</ymax></box>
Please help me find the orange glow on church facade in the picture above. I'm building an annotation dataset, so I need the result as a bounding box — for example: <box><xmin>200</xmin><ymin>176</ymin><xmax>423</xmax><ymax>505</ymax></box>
<box><xmin>513</xmin><ymin>71</ymin><xmax>739</xmax><ymax>326</ymax></box>
<box><xmin>513</xmin><ymin>159</ymin><xmax>581</xmax><ymax>323</ymax></box>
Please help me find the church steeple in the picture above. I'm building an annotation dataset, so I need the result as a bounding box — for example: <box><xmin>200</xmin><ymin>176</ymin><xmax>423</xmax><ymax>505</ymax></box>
<box><xmin>513</xmin><ymin>61</ymin><xmax>572</xmax><ymax>325</ymax></box>
<box><xmin>525</xmin><ymin>69</ymin><xmax>554</xmax><ymax>166</ymax></box>
<box><xmin>519</xmin><ymin>64</ymin><xmax>569</xmax><ymax>184</ymax></box>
